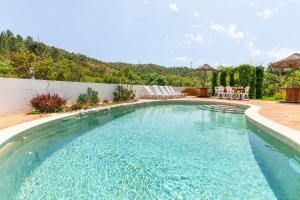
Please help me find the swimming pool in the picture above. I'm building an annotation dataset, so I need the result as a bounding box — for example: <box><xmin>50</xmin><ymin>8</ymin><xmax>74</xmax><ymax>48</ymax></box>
<box><xmin>0</xmin><ymin>102</ymin><xmax>300</xmax><ymax>199</ymax></box>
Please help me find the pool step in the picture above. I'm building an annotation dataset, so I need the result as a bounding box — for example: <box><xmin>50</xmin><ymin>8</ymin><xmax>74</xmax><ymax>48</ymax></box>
<box><xmin>198</xmin><ymin>105</ymin><xmax>245</xmax><ymax>114</ymax></box>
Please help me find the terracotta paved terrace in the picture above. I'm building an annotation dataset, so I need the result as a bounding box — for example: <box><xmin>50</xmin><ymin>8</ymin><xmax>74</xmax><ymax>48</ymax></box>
<box><xmin>247</xmin><ymin>100</ymin><xmax>300</xmax><ymax>131</ymax></box>
<box><xmin>0</xmin><ymin>98</ymin><xmax>300</xmax><ymax>132</ymax></box>
<box><xmin>0</xmin><ymin>113</ymin><xmax>49</xmax><ymax>130</ymax></box>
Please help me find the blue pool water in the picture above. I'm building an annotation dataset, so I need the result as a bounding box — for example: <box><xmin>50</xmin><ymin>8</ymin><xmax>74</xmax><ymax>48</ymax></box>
<box><xmin>0</xmin><ymin>102</ymin><xmax>300</xmax><ymax>199</ymax></box>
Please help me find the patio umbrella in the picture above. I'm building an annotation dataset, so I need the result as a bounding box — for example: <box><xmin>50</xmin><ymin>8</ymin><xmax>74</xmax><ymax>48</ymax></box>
<box><xmin>196</xmin><ymin>64</ymin><xmax>217</xmax><ymax>88</ymax></box>
<box><xmin>271</xmin><ymin>53</ymin><xmax>300</xmax><ymax>87</ymax></box>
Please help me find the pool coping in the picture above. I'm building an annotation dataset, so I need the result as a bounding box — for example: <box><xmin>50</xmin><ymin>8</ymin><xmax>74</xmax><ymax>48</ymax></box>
<box><xmin>0</xmin><ymin>99</ymin><xmax>300</xmax><ymax>153</ymax></box>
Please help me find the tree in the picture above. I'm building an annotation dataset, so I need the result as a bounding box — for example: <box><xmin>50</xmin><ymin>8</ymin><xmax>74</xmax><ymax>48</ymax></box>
<box><xmin>250</xmin><ymin>68</ymin><xmax>256</xmax><ymax>99</ymax></box>
<box><xmin>237</xmin><ymin>64</ymin><xmax>257</xmax><ymax>98</ymax></box>
<box><xmin>229</xmin><ymin>70</ymin><xmax>235</xmax><ymax>86</ymax></box>
<box><xmin>220</xmin><ymin>70</ymin><xmax>227</xmax><ymax>86</ymax></box>
<box><xmin>0</xmin><ymin>32</ymin><xmax>10</xmax><ymax>57</ymax></box>
<box><xmin>237</xmin><ymin>64</ymin><xmax>253</xmax><ymax>87</ymax></box>
<box><xmin>263</xmin><ymin>72</ymin><xmax>281</xmax><ymax>97</ymax></box>
<box><xmin>0</xmin><ymin>59</ymin><xmax>14</xmax><ymax>77</ymax></box>
<box><xmin>34</xmin><ymin>59</ymin><xmax>56</xmax><ymax>80</ymax></box>
<box><xmin>256</xmin><ymin>66</ymin><xmax>264</xmax><ymax>99</ymax></box>
<box><xmin>211</xmin><ymin>72</ymin><xmax>218</xmax><ymax>95</ymax></box>
<box><xmin>10</xmin><ymin>50</ymin><xmax>37</xmax><ymax>78</ymax></box>
<box><xmin>3</xmin><ymin>29</ymin><xmax>276</xmax><ymax>90</ymax></box>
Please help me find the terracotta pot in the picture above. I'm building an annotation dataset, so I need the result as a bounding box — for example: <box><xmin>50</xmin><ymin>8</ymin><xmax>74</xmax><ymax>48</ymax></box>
<box><xmin>197</xmin><ymin>88</ymin><xmax>209</xmax><ymax>97</ymax></box>
<box><xmin>285</xmin><ymin>88</ymin><xmax>300</xmax><ymax>102</ymax></box>
<box><xmin>182</xmin><ymin>88</ymin><xmax>199</xmax><ymax>96</ymax></box>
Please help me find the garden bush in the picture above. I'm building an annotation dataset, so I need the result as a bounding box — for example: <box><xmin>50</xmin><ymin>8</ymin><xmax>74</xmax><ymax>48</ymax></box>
<box><xmin>220</xmin><ymin>70</ymin><xmax>227</xmax><ymax>86</ymax></box>
<box><xmin>249</xmin><ymin>68</ymin><xmax>256</xmax><ymax>99</ymax></box>
<box><xmin>237</xmin><ymin>64</ymin><xmax>256</xmax><ymax>99</ymax></box>
<box><xmin>237</xmin><ymin>64</ymin><xmax>253</xmax><ymax>87</ymax></box>
<box><xmin>77</xmin><ymin>87</ymin><xmax>100</xmax><ymax>106</ymax></box>
<box><xmin>229</xmin><ymin>70</ymin><xmax>235</xmax><ymax>86</ymax></box>
<box><xmin>113</xmin><ymin>85</ymin><xmax>135</xmax><ymax>101</ymax></box>
<box><xmin>274</xmin><ymin>92</ymin><xmax>284</xmax><ymax>100</ymax></box>
<box><xmin>30</xmin><ymin>93</ymin><xmax>66</xmax><ymax>113</ymax></box>
<box><xmin>256</xmin><ymin>66</ymin><xmax>264</xmax><ymax>99</ymax></box>
<box><xmin>211</xmin><ymin>72</ymin><xmax>218</xmax><ymax>95</ymax></box>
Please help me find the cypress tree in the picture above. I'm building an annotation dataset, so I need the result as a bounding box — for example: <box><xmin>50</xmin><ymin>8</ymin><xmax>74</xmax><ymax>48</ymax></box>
<box><xmin>220</xmin><ymin>70</ymin><xmax>227</xmax><ymax>86</ymax></box>
<box><xmin>256</xmin><ymin>66</ymin><xmax>264</xmax><ymax>99</ymax></box>
<box><xmin>211</xmin><ymin>71</ymin><xmax>218</xmax><ymax>95</ymax></box>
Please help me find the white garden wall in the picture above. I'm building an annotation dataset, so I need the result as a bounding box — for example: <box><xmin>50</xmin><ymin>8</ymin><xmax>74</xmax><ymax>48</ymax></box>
<box><xmin>0</xmin><ymin>78</ymin><xmax>185</xmax><ymax>115</ymax></box>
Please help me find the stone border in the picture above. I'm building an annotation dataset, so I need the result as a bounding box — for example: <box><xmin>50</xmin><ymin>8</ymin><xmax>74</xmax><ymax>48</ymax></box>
<box><xmin>245</xmin><ymin>104</ymin><xmax>300</xmax><ymax>152</ymax></box>
<box><xmin>0</xmin><ymin>99</ymin><xmax>300</xmax><ymax>153</ymax></box>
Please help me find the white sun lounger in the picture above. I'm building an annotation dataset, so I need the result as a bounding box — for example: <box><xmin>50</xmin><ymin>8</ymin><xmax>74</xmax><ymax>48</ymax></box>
<box><xmin>164</xmin><ymin>86</ymin><xmax>180</xmax><ymax>98</ymax></box>
<box><xmin>143</xmin><ymin>86</ymin><xmax>159</xmax><ymax>99</ymax></box>
<box><xmin>153</xmin><ymin>85</ymin><xmax>170</xmax><ymax>99</ymax></box>
<box><xmin>159</xmin><ymin>86</ymin><xmax>175</xmax><ymax>98</ymax></box>
<box><xmin>168</xmin><ymin>86</ymin><xmax>185</xmax><ymax>97</ymax></box>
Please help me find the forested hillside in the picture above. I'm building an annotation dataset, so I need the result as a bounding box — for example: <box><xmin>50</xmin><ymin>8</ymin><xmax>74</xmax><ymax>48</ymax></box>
<box><xmin>0</xmin><ymin>30</ymin><xmax>203</xmax><ymax>86</ymax></box>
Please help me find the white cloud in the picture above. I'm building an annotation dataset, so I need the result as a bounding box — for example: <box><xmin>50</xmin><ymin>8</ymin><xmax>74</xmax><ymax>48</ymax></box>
<box><xmin>248</xmin><ymin>1</ymin><xmax>255</xmax><ymax>7</ymax></box>
<box><xmin>185</xmin><ymin>33</ymin><xmax>204</xmax><ymax>44</ymax></box>
<box><xmin>210</xmin><ymin>22</ymin><xmax>245</xmax><ymax>41</ymax></box>
<box><xmin>191</xmin><ymin>34</ymin><xmax>204</xmax><ymax>43</ymax></box>
<box><xmin>214</xmin><ymin>61</ymin><xmax>230</xmax><ymax>67</ymax></box>
<box><xmin>169</xmin><ymin>3</ymin><xmax>179</xmax><ymax>12</ymax></box>
<box><xmin>291</xmin><ymin>0</ymin><xmax>300</xmax><ymax>4</ymax></box>
<box><xmin>267</xmin><ymin>47</ymin><xmax>297</xmax><ymax>60</ymax></box>
<box><xmin>227</xmin><ymin>24</ymin><xmax>245</xmax><ymax>41</ymax></box>
<box><xmin>247</xmin><ymin>41</ymin><xmax>262</xmax><ymax>57</ymax></box>
<box><xmin>245</xmin><ymin>42</ymin><xmax>297</xmax><ymax>60</ymax></box>
<box><xmin>210</xmin><ymin>23</ymin><xmax>225</xmax><ymax>33</ymax></box>
<box><xmin>258</xmin><ymin>8</ymin><xmax>274</xmax><ymax>19</ymax></box>
<box><xmin>193</xmin><ymin>10</ymin><xmax>199</xmax><ymax>18</ymax></box>
<box><xmin>174</xmin><ymin>56</ymin><xmax>188</xmax><ymax>61</ymax></box>
<box><xmin>143</xmin><ymin>0</ymin><xmax>151</xmax><ymax>4</ymax></box>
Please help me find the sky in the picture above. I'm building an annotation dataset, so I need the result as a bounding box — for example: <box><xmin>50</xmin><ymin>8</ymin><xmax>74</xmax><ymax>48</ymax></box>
<box><xmin>0</xmin><ymin>0</ymin><xmax>300</xmax><ymax>68</ymax></box>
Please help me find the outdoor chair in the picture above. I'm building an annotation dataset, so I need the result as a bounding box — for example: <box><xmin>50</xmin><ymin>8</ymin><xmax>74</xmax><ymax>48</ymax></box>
<box><xmin>164</xmin><ymin>86</ymin><xmax>180</xmax><ymax>98</ymax></box>
<box><xmin>225</xmin><ymin>86</ymin><xmax>235</xmax><ymax>100</ymax></box>
<box><xmin>143</xmin><ymin>86</ymin><xmax>159</xmax><ymax>99</ymax></box>
<box><xmin>153</xmin><ymin>85</ymin><xmax>170</xmax><ymax>99</ymax></box>
<box><xmin>168</xmin><ymin>86</ymin><xmax>186</xmax><ymax>97</ymax></box>
<box><xmin>159</xmin><ymin>86</ymin><xmax>175</xmax><ymax>98</ymax></box>
<box><xmin>241</xmin><ymin>86</ymin><xmax>250</xmax><ymax>100</ymax></box>
<box><xmin>214</xmin><ymin>86</ymin><xmax>220</xmax><ymax>96</ymax></box>
<box><xmin>217</xmin><ymin>86</ymin><xmax>225</xmax><ymax>99</ymax></box>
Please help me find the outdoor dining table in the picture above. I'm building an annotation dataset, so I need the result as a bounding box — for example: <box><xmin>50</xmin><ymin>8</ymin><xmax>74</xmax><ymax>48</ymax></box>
<box><xmin>223</xmin><ymin>87</ymin><xmax>244</xmax><ymax>100</ymax></box>
<box><xmin>235</xmin><ymin>88</ymin><xmax>244</xmax><ymax>100</ymax></box>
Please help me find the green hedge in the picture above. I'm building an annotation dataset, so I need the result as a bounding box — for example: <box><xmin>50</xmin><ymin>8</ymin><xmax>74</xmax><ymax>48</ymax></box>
<box><xmin>256</xmin><ymin>66</ymin><xmax>264</xmax><ymax>99</ymax></box>
<box><xmin>211</xmin><ymin>72</ymin><xmax>218</xmax><ymax>95</ymax></box>
<box><xmin>220</xmin><ymin>70</ymin><xmax>227</xmax><ymax>86</ymax></box>
<box><xmin>229</xmin><ymin>70</ymin><xmax>235</xmax><ymax>86</ymax></box>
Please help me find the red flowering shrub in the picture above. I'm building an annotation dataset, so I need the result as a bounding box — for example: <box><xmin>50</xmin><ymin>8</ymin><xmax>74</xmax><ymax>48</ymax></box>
<box><xmin>30</xmin><ymin>93</ymin><xmax>66</xmax><ymax>113</ymax></box>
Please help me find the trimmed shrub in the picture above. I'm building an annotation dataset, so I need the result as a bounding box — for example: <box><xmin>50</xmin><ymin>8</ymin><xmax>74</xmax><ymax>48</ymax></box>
<box><xmin>211</xmin><ymin>72</ymin><xmax>218</xmax><ymax>95</ymax></box>
<box><xmin>237</xmin><ymin>64</ymin><xmax>257</xmax><ymax>99</ymax></box>
<box><xmin>220</xmin><ymin>70</ymin><xmax>227</xmax><ymax>86</ymax></box>
<box><xmin>256</xmin><ymin>66</ymin><xmax>264</xmax><ymax>99</ymax></box>
<box><xmin>30</xmin><ymin>93</ymin><xmax>66</xmax><ymax>113</ymax></box>
<box><xmin>113</xmin><ymin>84</ymin><xmax>135</xmax><ymax>102</ymax></box>
<box><xmin>77</xmin><ymin>88</ymin><xmax>100</xmax><ymax>106</ymax></box>
<box><xmin>237</xmin><ymin>64</ymin><xmax>253</xmax><ymax>87</ymax></box>
<box><xmin>229</xmin><ymin>70</ymin><xmax>235</xmax><ymax>86</ymax></box>
<box><xmin>274</xmin><ymin>92</ymin><xmax>284</xmax><ymax>100</ymax></box>
<box><xmin>250</xmin><ymin>68</ymin><xmax>256</xmax><ymax>99</ymax></box>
